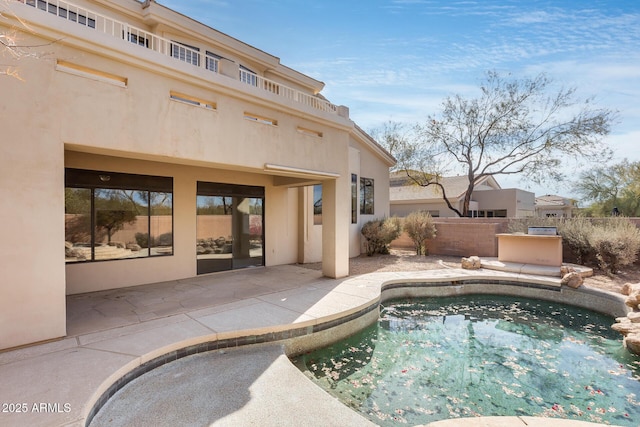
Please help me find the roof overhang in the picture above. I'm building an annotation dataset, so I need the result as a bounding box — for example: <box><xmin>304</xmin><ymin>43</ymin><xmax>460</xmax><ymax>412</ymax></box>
<box><xmin>265</xmin><ymin>163</ymin><xmax>340</xmax><ymax>187</ymax></box>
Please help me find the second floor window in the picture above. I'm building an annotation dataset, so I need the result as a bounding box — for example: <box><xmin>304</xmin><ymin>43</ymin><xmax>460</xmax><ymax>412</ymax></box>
<box><xmin>239</xmin><ymin>65</ymin><xmax>258</xmax><ymax>86</ymax></box>
<box><xmin>206</xmin><ymin>51</ymin><xmax>221</xmax><ymax>73</ymax></box>
<box><xmin>26</xmin><ymin>0</ymin><xmax>96</xmax><ymax>28</ymax></box>
<box><xmin>127</xmin><ymin>32</ymin><xmax>149</xmax><ymax>48</ymax></box>
<box><xmin>172</xmin><ymin>41</ymin><xmax>200</xmax><ymax>66</ymax></box>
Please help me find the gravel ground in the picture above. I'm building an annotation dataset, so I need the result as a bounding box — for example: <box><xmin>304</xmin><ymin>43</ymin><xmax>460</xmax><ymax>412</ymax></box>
<box><xmin>302</xmin><ymin>248</ymin><xmax>640</xmax><ymax>295</ymax></box>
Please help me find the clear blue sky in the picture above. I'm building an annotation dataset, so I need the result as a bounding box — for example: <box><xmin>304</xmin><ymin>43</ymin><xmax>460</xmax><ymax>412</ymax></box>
<box><xmin>160</xmin><ymin>0</ymin><xmax>639</xmax><ymax>198</ymax></box>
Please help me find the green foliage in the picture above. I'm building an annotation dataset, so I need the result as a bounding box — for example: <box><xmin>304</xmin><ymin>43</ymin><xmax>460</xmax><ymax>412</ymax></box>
<box><xmin>377</xmin><ymin>71</ymin><xmax>614</xmax><ymax>217</ymax></box>
<box><xmin>65</xmin><ymin>188</ymin><xmax>91</xmax><ymax>214</ymax></box>
<box><xmin>403</xmin><ymin>211</ymin><xmax>437</xmax><ymax>255</ymax></box>
<box><xmin>135</xmin><ymin>232</ymin><xmax>149</xmax><ymax>248</ymax></box>
<box><xmin>508</xmin><ymin>216</ymin><xmax>640</xmax><ymax>274</ymax></box>
<box><xmin>361</xmin><ymin>217</ymin><xmax>402</xmax><ymax>256</ymax></box>
<box><xmin>588</xmin><ymin>218</ymin><xmax>640</xmax><ymax>274</ymax></box>
<box><xmin>508</xmin><ymin>217</ymin><xmax>596</xmax><ymax>265</ymax></box>
<box><xmin>573</xmin><ymin>159</ymin><xmax>640</xmax><ymax>216</ymax></box>
<box><xmin>156</xmin><ymin>232</ymin><xmax>173</xmax><ymax>246</ymax></box>
<box><xmin>556</xmin><ymin>217</ymin><xmax>595</xmax><ymax>265</ymax></box>
<box><xmin>96</xmin><ymin>210</ymin><xmax>137</xmax><ymax>243</ymax></box>
<box><xmin>93</xmin><ymin>189</ymin><xmax>142</xmax><ymax>243</ymax></box>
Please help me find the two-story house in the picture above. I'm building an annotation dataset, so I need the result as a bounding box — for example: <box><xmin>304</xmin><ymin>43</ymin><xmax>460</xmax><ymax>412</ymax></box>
<box><xmin>0</xmin><ymin>0</ymin><xmax>394</xmax><ymax>350</ymax></box>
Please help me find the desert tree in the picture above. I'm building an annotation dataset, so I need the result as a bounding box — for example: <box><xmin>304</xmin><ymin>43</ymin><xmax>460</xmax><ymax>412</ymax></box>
<box><xmin>378</xmin><ymin>71</ymin><xmax>616</xmax><ymax>217</ymax></box>
<box><xmin>94</xmin><ymin>190</ymin><xmax>140</xmax><ymax>244</ymax></box>
<box><xmin>1</xmin><ymin>0</ymin><xmax>57</xmax><ymax>79</ymax></box>
<box><xmin>572</xmin><ymin>159</ymin><xmax>640</xmax><ymax>216</ymax></box>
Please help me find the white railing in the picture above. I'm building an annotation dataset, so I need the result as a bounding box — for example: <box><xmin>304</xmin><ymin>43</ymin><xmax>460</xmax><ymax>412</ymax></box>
<box><xmin>16</xmin><ymin>0</ymin><xmax>337</xmax><ymax>115</ymax></box>
<box><xmin>23</xmin><ymin>0</ymin><xmax>97</xmax><ymax>28</ymax></box>
<box><xmin>239</xmin><ymin>68</ymin><xmax>337</xmax><ymax>114</ymax></box>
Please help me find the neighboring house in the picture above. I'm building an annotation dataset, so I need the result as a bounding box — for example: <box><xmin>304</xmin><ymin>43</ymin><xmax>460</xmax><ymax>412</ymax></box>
<box><xmin>535</xmin><ymin>195</ymin><xmax>575</xmax><ymax>218</ymax></box>
<box><xmin>390</xmin><ymin>173</ymin><xmax>535</xmax><ymax>218</ymax></box>
<box><xmin>0</xmin><ymin>0</ymin><xmax>394</xmax><ymax>350</ymax></box>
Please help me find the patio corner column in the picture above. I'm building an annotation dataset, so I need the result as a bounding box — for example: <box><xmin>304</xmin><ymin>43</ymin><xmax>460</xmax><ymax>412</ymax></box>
<box><xmin>322</xmin><ymin>178</ymin><xmax>350</xmax><ymax>278</ymax></box>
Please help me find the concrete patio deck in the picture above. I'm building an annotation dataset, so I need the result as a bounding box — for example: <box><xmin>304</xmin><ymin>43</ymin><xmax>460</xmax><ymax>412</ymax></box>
<box><xmin>0</xmin><ymin>263</ymin><xmax>626</xmax><ymax>427</ymax></box>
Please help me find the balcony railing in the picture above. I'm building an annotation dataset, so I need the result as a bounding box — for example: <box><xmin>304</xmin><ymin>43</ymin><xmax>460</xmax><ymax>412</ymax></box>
<box><xmin>16</xmin><ymin>0</ymin><xmax>338</xmax><ymax>115</ymax></box>
<box><xmin>238</xmin><ymin>68</ymin><xmax>337</xmax><ymax>114</ymax></box>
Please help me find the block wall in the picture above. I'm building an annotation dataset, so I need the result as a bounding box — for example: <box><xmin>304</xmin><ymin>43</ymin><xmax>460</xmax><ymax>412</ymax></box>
<box><xmin>391</xmin><ymin>219</ymin><xmax>510</xmax><ymax>257</ymax></box>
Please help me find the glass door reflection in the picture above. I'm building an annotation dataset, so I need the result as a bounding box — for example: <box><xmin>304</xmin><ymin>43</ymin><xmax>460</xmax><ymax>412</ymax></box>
<box><xmin>232</xmin><ymin>197</ymin><xmax>263</xmax><ymax>269</ymax></box>
<box><xmin>196</xmin><ymin>184</ymin><xmax>264</xmax><ymax>275</ymax></box>
<box><xmin>196</xmin><ymin>196</ymin><xmax>233</xmax><ymax>273</ymax></box>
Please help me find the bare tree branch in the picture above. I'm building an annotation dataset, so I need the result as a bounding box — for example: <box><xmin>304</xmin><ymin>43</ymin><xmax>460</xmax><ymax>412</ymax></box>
<box><xmin>379</xmin><ymin>71</ymin><xmax>616</xmax><ymax>217</ymax></box>
<box><xmin>1</xmin><ymin>1</ymin><xmax>62</xmax><ymax>79</ymax></box>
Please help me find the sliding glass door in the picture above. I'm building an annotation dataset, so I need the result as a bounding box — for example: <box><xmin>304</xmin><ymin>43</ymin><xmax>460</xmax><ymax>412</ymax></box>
<box><xmin>196</xmin><ymin>182</ymin><xmax>264</xmax><ymax>274</ymax></box>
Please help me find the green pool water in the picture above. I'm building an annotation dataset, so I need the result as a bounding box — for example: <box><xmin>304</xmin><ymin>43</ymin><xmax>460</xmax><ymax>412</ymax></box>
<box><xmin>292</xmin><ymin>295</ymin><xmax>640</xmax><ymax>426</ymax></box>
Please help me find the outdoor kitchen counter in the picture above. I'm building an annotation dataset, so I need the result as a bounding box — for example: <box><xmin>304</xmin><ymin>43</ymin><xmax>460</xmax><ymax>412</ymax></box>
<box><xmin>496</xmin><ymin>233</ymin><xmax>563</xmax><ymax>267</ymax></box>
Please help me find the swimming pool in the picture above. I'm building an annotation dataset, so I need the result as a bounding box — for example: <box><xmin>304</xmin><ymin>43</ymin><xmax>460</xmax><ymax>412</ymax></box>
<box><xmin>292</xmin><ymin>295</ymin><xmax>640</xmax><ymax>426</ymax></box>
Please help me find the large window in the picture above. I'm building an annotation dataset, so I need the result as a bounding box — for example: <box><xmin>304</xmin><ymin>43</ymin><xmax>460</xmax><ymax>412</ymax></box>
<box><xmin>65</xmin><ymin>169</ymin><xmax>173</xmax><ymax>262</ymax></box>
<box><xmin>360</xmin><ymin>177</ymin><xmax>374</xmax><ymax>215</ymax></box>
<box><xmin>468</xmin><ymin>209</ymin><xmax>507</xmax><ymax>218</ymax></box>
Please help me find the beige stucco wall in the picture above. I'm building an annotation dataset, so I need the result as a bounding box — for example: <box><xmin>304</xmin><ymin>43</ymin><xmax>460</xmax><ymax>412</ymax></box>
<box><xmin>0</xmin><ymin>54</ymin><xmax>67</xmax><ymax>350</ymax></box>
<box><xmin>354</xmin><ymin>137</ymin><xmax>392</xmax><ymax>251</ymax></box>
<box><xmin>391</xmin><ymin>201</ymin><xmax>449</xmax><ymax>217</ymax></box>
<box><xmin>0</xmin><ymin>0</ymin><xmax>395</xmax><ymax>349</ymax></box>
<box><xmin>473</xmin><ymin>188</ymin><xmax>535</xmax><ymax>217</ymax></box>
<box><xmin>348</xmin><ymin>146</ymin><xmax>362</xmax><ymax>258</ymax></box>
<box><xmin>297</xmin><ymin>137</ymin><xmax>393</xmax><ymax>263</ymax></box>
<box><xmin>497</xmin><ymin>234</ymin><xmax>563</xmax><ymax>267</ymax></box>
<box><xmin>321</xmin><ymin>176</ymin><xmax>351</xmax><ymax>278</ymax></box>
<box><xmin>297</xmin><ymin>186</ymin><xmax>324</xmax><ymax>264</ymax></box>
<box><xmin>355</xmin><ymin>138</ymin><xmax>391</xmax><ymax>218</ymax></box>
<box><xmin>391</xmin><ymin>188</ymin><xmax>535</xmax><ymax>218</ymax></box>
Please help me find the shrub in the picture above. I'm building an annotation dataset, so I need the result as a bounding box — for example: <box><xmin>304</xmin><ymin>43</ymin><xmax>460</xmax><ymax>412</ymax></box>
<box><xmin>403</xmin><ymin>211</ymin><xmax>437</xmax><ymax>255</ymax></box>
<box><xmin>509</xmin><ymin>217</ymin><xmax>593</xmax><ymax>264</ymax></box>
<box><xmin>156</xmin><ymin>232</ymin><xmax>173</xmax><ymax>246</ymax></box>
<box><xmin>361</xmin><ymin>217</ymin><xmax>402</xmax><ymax>256</ymax></box>
<box><xmin>556</xmin><ymin>216</ymin><xmax>595</xmax><ymax>265</ymax></box>
<box><xmin>588</xmin><ymin>217</ymin><xmax>640</xmax><ymax>274</ymax></box>
<box><xmin>510</xmin><ymin>216</ymin><xmax>640</xmax><ymax>274</ymax></box>
<box><xmin>135</xmin><ymin>232</ymin><xmax>149</xmax><ymax>247</ymax></box>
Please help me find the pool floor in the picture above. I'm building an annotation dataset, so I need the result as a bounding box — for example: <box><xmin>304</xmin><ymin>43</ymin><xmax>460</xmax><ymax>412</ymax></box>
<box><xmin>293</xmin><ymin>295</ymin><xmax>640</xmax><ymax>426</ymax></box>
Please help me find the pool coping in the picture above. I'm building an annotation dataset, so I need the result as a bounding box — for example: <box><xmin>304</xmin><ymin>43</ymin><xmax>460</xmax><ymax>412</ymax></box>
<box><xmin>0</xmin><ymin>265</ymin><xmax>630</xmax><ymax>427</ymax></box>
<box><xmin>89</xmin><ymin>270</ymin><xmax>629</xmax><ymax>427</ymax></box>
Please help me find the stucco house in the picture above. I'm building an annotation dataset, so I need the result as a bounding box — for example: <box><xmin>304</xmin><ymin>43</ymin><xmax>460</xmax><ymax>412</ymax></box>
<box><xmin>535</xmin><ymin>194</ymin><xmax>576</xmax><ymax>218</ymax></box>
<box><xmin>390</xmin><ymin>173</ymin><xmax>535</xmax><ymax>218</ymax></box>
<box><xmin>0</xmin><ymin>0</ymin><xmax>394</xmax><ymax>350</ymax></box>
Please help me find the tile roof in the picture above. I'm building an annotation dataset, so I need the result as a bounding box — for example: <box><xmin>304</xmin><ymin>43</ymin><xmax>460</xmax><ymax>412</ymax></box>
<box><xmin>535</xmin><ymin>194</ymin><xmax>572</xmax><ymax>207</ymax></box>
<box><xmin>390</xmin><ymin>172</ymin><xmax>500</xmax><ymax>202</ymax></box>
